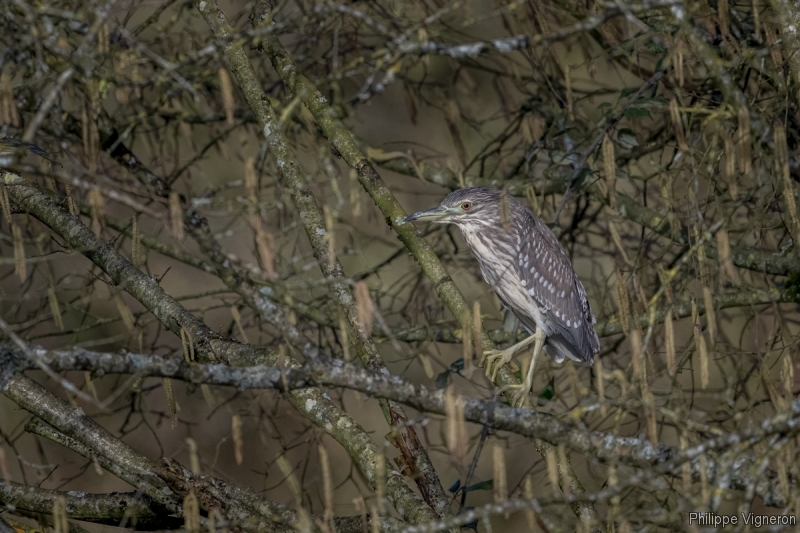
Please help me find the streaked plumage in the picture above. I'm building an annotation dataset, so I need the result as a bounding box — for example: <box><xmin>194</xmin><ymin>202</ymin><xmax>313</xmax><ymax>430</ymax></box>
<box><xmin>405</xmin><ymin>187</ymin><xmax>599</xmax><ymax>404</ymax></box>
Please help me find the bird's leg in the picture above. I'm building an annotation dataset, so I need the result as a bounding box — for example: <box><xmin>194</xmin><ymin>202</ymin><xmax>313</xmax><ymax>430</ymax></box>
<box><xmin>509</xmin><ymin>327</ymin><xmax>546</xmax><ymax>408</ymax></box>
<box><xmin>481</xmin><ymin>331</ymin><xmax>539</xmax><ymax>382</ymax></box>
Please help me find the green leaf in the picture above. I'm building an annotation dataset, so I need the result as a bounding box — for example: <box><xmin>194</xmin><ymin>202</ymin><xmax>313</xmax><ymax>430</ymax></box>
<box><xmin>537</xmin><ymin>377</ymin><xmax>556</xmax><ymax>406</ymax></box>
<box><xmin>448</xmin><ymin>479</ymin><xmax>461</xmax><ymax>493</ymax></box>
<box><xmin>435</xmin><ymin>370</ymin><xmax>451</xmax><ymax>389</ymax></box>
<box><xmin>464</xmin><ymin>479</ymin><xmax>493</xmax><ymax>492</ymax></box>
<box><xmin>624</xmin><ymin>107</ymin><xmax>651</xmax><ymax>119</ymax></box>
<box><xmin>617</xmin><ymin>128</ymin><xmax>639</xmax><ymax>149</ymax></box>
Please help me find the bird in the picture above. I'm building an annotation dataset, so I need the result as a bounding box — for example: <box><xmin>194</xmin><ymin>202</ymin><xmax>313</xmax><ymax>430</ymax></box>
<box><xmin>405</xmin><ymin>187</ymin><xmax>600</xmax><ymax>406</ymax></box>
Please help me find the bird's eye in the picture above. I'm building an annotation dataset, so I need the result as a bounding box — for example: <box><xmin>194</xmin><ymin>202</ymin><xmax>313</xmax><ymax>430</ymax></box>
<box><xmin>461</xmin><ymin>201</ymin><xmax>472</xmax><ymax>211</ymax></box>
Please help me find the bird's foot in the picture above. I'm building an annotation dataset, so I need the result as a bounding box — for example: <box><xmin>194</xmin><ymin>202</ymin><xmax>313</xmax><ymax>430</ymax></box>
<box><xmin>496</xmin><ymin>383</ymin><xmax>530</xmax><ymax>408</ymax></box>
<box><xmin>481</xmin><ymin>348</ymin><xmax>519</xmax><ymax>382</ymax></box>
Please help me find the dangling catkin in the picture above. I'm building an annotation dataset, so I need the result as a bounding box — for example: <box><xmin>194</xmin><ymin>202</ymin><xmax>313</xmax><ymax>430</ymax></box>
<box><xmin>186</xmin><ymin>437</ymin><xmax>200</xmax><ymax>474</ymax></box>
<box><xmin>0</xmin><ymin>74</ymin><xmax>20</xmax><ymax>127</ymax></box>
<box><xmin>354</xmin><ymin>281</ymin><xmax>374</xmax><ymax>334</ymax></box>
<box><xmin>602</xmin><ymin>134</ymin><xmax>617</xmax><ymax>210</ymax></box>
<box><xmin>565</xmin><ymin>64</ymin><xmax>574</xmax><ymax>121</ymax></box>
<box><xmin>12</xmin><ymin>224</ymin><xmax>25</xmax><ymax>282</ymax></box>
<box><xmin>319</xmin><ymin>446</ymin><xmax>334</xmax><ymax>527</ymax></box>
<box><xmin>232</xmin><ymin>414</ymin><xmax>243</xmax><ymax>465</ymax></box>
<box><xmin>88</xmin><ymin>188</ymin><xmax>105</xmax><ymax>236</ymax></box>
<box><xmin>615</xmin><ymin>270</ymin><xmax>630</xmax><ymax>332</ymax></box>
<box><xmin>219</xmin><ymin>68</ymin><xmax>235</xmax><ymax>126</ymax></box>
<box><xmin>52</xmin><ymin>496</ymin><xmax>68</xmax><ymax>533</ymax></box>
<box><xmin>163</xmin><ymin>377</ymin><xmax>177</xmax><ymax>429</ymax></box>
<box><xmin>736</xmin><ymin>106</ymin><xmax>751</xmax><ymax>175</ymax></box>
<box><xmin>323</xmin><ymin>205</ymin><xmax>336</xmax><ymax>269</ymax></box>
<box><xmin>524</xmin><ymin>476</ymin><xmax>537</xmax><ymax>532</ymax></box>
<box><xmin>493</xmin><ymin>445</ymin><xmax>508</xmax><ymax>503</ymax></box>
<box><xmin>375</xmin><ymin>453</ymin><xmax>386</xmax><ymax>514</ymax></box>
<box><xmin>716</xmin><ymin>229</ymin><xmax>738</xmax><ymax>283</ymax></box>
<box><xmin>183</xmin><ymin>491</ymin><xmax>200</xmax><ymax>533</ymax></box>
<box><xmin>630</xmin><ymin>328</ymin><xmax>644</xmax><ymax>383</ymax></box>
<box><xmin>444</xmin><ymin>386</ymin><xmax>467</xmax><ymax>464</ymax></box>
<box><xmin>721</xmin><ymin>129</ymin><xmax>737</xmax><ymax>199</ymax></box>
<box><xmin>276</xmin><ymin>455</ymin><xmax>302</xmax><ymax>505</ymax></box>
<box><xmin>255</xmin><ymin>225</ymin><xmax>277</xmax><ymax>279</ymax></box>
<box><xmin>692</xmin><ymin>299</ymin><xmax>709</xmax><ymax>388</ymax></box>
<box><xmin>230</xmin><ymin>306</ymin><xmax>249</xmax><ymax>343</ymax></box>
<box><xmin>114</xmin><ymin>294</ymin><xmax>136</xmax><ymax>332</ymax></box>
<box><xmin>0</xmin><ymin>186</ymin><xmax>11</xmax><ymax>225</ymax></box>
<box><xmin>608</xmin><ymin>219</ymin><xmax>631</xmax><ymax>265</ymax></box>
<box><xmin>775</xmin><ymin>123</ymin><xmax>800</xmax><ymax>245</ymax></box>
<box><xmin>644</xmin><ymin>392</ymin><xmax>658</xmax><ymax>445</ymax></box>
<box><xmin>169</xmin><ymin>192</ymin><xmax>184</xmax><ymax>240</ymax></box>
<box><xmin>131</xmin><ymin>216</ymin><xmax>141</xmax><ymax>268</ymax></box>
<box><xmin>665</xmin><ymin>310</ymin><xmax>676</xmax><ymax>376</ymax></box>
<box><xmin>669</xmin><ymin>98</ymin><xmax>689</xmax><ymax>152</ymax></box>
<box><xmin>717</xmin><ymin>0</ymin><xmax>730</xmax><ymax>36</ymax></box>
<box><xmin>703</xmin><ymin>285</ymin><xmax>716</xmax><ymax>344</ymax></box>
<box><xmin>595</xmin><ymin>355</ymin><xmax>606</xmax><ymax>416</ymax></box>
<box><xmin>546</xmin><ymin>449</ymin><xmax>559</xmax><ymax>490</ymax></box>
<box><xmin>49</xmin><ymin>286</ymin><xmax>64</xmax><ymax>330</ymax></box>
<box><xmin>471</xmin><ymin>301</ymin><xmax>482</xmax><ymax>377</ymax></box>
<box><xmin>244</xmin><ymin>156</ymin><xmax>257</xmax><ymax>204</ymax></box>
<box><xmin>339</xmin><ymin>315</ymin><xmax>351</xmax><ymax>361</ymax></box>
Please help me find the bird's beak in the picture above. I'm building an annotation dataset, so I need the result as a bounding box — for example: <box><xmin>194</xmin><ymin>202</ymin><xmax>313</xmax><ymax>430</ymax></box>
<box><xmin>404</xmin><ymin>206</ymin><xmax>452</xmax><ymax>223</ymax></box>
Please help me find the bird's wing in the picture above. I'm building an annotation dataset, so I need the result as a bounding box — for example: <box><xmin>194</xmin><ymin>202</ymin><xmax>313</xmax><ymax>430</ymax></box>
<box><xmin>513</xmin><ymin>213</ymin><xmax>599</xmax><ymax>361</ymax></box>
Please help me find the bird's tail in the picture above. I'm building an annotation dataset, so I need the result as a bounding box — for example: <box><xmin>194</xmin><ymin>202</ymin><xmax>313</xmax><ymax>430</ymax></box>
<box><xmin>544</xmin><ymin>333</ymin><xmax>594</xmax><ymax>365</ymax></box>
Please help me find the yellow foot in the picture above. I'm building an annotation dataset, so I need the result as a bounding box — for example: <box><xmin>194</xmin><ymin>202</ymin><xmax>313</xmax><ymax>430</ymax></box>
<box><xmin>497</xmin><ymin>383</ymin><xmax>529</xmax><ymax>408</ymax></box>
<box><xmin>481</xmin><ymin>348</ymin><xmax>520</xmax><ymax>382</ymax></box>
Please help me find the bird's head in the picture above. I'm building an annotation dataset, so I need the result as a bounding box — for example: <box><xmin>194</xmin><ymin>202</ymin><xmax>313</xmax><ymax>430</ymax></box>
<box><xmin>404</xmin><ymin>187</ymin><xmax>504</xmax><ymax>226</ymax></box>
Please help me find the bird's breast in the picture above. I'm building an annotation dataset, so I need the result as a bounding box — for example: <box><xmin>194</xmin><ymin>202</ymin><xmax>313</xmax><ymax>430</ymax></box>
<box><xmin>460</xmin><ymin>226</ymin><xmax>551</xmax><ymax>335</ymax></box>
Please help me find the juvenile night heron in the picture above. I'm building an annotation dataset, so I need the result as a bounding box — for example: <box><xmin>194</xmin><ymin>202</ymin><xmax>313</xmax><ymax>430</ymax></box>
<box><xmin>405</xmin><ymin>187</ymin><xmax>600</xmax><ymax>406</ymax></box>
